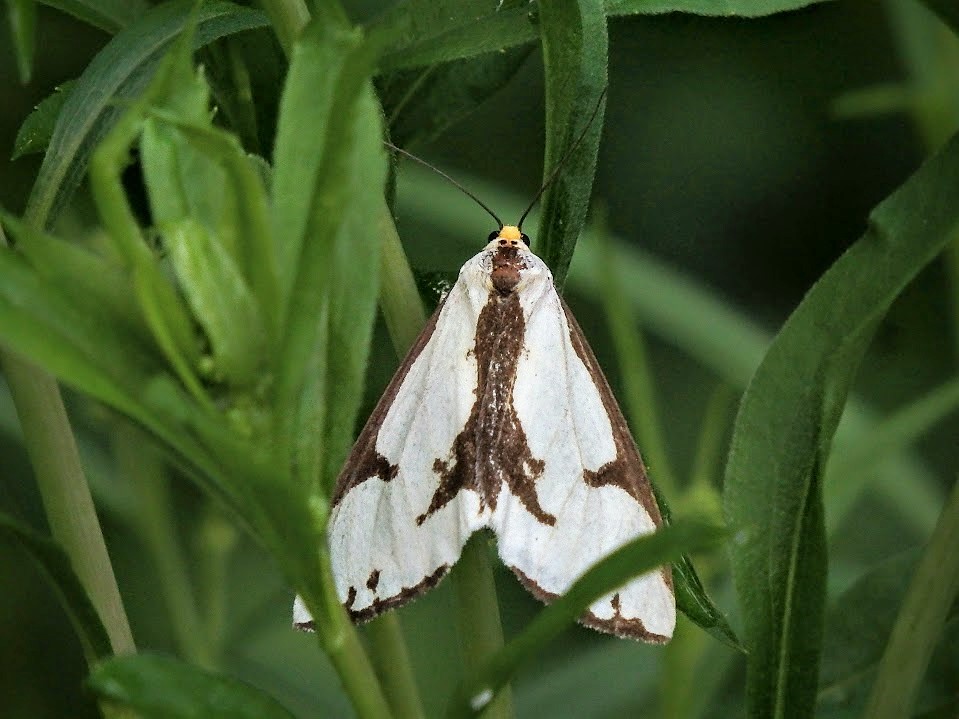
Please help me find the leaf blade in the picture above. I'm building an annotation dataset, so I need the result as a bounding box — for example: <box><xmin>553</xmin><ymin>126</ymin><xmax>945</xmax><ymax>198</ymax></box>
<box><xmin>534</xmin><ymin>0</ymin><xmax>608</xmax><ymax>287</ymax></box>
<box><xmin>24</xmin><ymin>0</ymin><xmax>269</xmax><ymax>229</ymax></box>
<box><xmin>0</xmin><ymin>512</ymin><xmax>113</xmax><ymax>664</ymax></box>
<box><xmin>723</xmin><ymin>131</ymin><xmax>959</xmax><ymax>718</ymax></box>
<box><xmin>88</xmin><ymin>653</ymin><xmax>297</xmax><ymax>719</ymax></box>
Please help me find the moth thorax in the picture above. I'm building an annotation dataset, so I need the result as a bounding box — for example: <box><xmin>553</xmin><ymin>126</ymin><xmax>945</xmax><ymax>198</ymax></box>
<box><xmin>491</xmin><ymin>246</ymin><xmax>524</xmax><ymax>295</ymax></box>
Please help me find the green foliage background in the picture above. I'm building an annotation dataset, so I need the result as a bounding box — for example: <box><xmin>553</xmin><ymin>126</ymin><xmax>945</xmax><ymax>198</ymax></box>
<box><xmin>0</xmin><ymin>1</ymin><xmax>957</xmax><ymax>718</ymax></box>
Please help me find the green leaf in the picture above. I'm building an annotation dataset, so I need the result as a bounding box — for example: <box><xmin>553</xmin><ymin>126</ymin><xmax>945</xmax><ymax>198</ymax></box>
<box><xmin>652</xmin><ymin>483</ymin><xmax>743</xmax><ymax>651</ymax></box>
<box><xmin>723</xmin><ymin>131</ymin><xmax>959</xmax><ymax>719</ymax></box>
<box><xmin>0</xmin><ymin>210</ymin><xmax>151</xmax><ymax>349</ymax></box>
<box><xmin>824</xmin><ymin>375</ymin><xmax>959</xmax><ymax>534</ymax></box>
<box><xmin>818</xmin><ymin>549</ymin><xmax>959</xmax><ymax>716</ymax></box>
<box><xmin>0</xmin><ymin>512</ymin><xmax>112</xmax><ymax>664</ymax></box>
<box><xmin>38</xmin><ymin>0</ymin><xmax>149</xmax><ymax>33</ymax></box>
<box><xmin>23</xmin><ymin>0</ymin><xmax>269</xmax><ymax>229</ymax></box>
<box><xmin>12</xmin><ymin>81</ymin><xmax>76</xmax><ymax>160</ymax></box>
<box><xmin>6</xmin><ymin>0</ymin><xmax>36</xmax><ymax>83</ymax></box>
<box><xmin>449</xmin><ymin>519</ymin><xmax>726</xmax><ymax>718</ymax></box>
<box><xmin>535</xmin><ymin>0</ymin><xmax>607</xmax><ymax>287</ymax></box>
<box><xmin>0</xmin><ymin>244</ymin><xmax>163</xmax><ymax>414</ymax></box>
<box><xmin>165</xmin><ymin>219</ymin><xmax>268</xmax><ymax>388</ymax></box>
<box><xmin>369</xmin><ymin>0</ymin><xmax>831</xmax><ymax>77</ymax></box>
<box><xmin>369</xmin><ymin>0</ymin><xmax>539</xmax><ymax>73</ymax></box>
<box><xmin>919</xmin><ymin>0</ymin><xmax>959</xmax><ymax>36</ymax></box>
<box><xmin>271</xmin><ymin>19</ymin><xmax>387</xmax><ymax>494</ymax></box>
<box><xmin>604</xmin><ymin>0</ymin><xmax>834</xmax><ymax>17</ymax></box>
<box><xmin>270</xmin><ymin>18</ymin><xmax>363</xmax><ymax>304</ymax></box>
<box><xmin>380</xmin><ymin>46</ymin><xmax>533</xmax><ymax>148</ymax></box>
<box><xmin>88</xmin><ymin>653</ymin><xmax>296</xmax><ymax>719</ymax></box>
<box><xmin>861</xmin><ymin>481</ymin><xmax>959</xmax><ymax>719</ymax></box>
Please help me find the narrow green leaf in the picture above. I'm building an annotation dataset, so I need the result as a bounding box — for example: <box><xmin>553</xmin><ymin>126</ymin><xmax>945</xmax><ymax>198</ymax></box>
<box><xmin>38</xmin><ymin>0</ymin><xmax>149</xmax><ymax>33</ymax></box>
<box><xmin>449</xmin><ymin>520</ymin><xmax>726</xmax><ymax>718</ymax></box>
<box><xmin>369</xmin><ymin>0</ymin><xmax>826</xmax><ymax>76</ymax></box>
<box><xmin>0</xmin><ymin>512</ymin><xmax>112</xmax><ymax>664</ymax></box>
<box><xmin>272</xmin><ymin>20</ymin><xmax>387</xmax><ymax>494</ymax></box>
<box><xmin>144</xmin><ymin>110</ymin><xmax>279</xmax><ymax>342</ymax></box>
<box><xmin>321</xmin><ymin>94</ymin><xmax>389</xmax><ymax>490</ymax></box>
<box><xmin>655</xmin><ymin>485</ymin><xmax>743</xmax><ymax>652</ymax></box>
<box><xmin>369</xmin><ymin>0</ymin><xmax>538</xmax><ymax>73</ymax></box>
<box><xmin>862</xmin><ymin>480</ymin><xmax>959</xmax><ymax>719</ymax></box>
<box><xmin>535</xmin><ymin>0</ymin><xmax>607</xmax><ymax>287</ymax></box>
<box><xmin>88</xmin><ymin>653</ymin><xmax>297</xmax><ymax>719</ymax></box>
<box><xmin>23</xmin><ymin>0</ymin><xmax>268</xmax><ymax>229</ymax></box>
<box><xmin>724</xmin><ymin>131</ymin><xmax>959</xmax><ymax>719</ymax></box>
<box><xmin>12</xmin><ymin>81</ymin><xmax>76</xmax><ymax>160</ymax></box>
<box><xmin>604</xmin><ymin>0</ymin><xmax>834</xmax><ymax>17</ymax></box>
<box><xmin>0</xmin><ymin>210</ymin><xmax>151</xmax><ymax>348</ymax></box>
<box><xmin>165</xmin><ymin>219</ymin><xmax>268</xmax><ymax>388</ymax></box>
<box><xmin>0</xmin><ymin>247</ymin><xmax>163</xmax><ymax>413</ymax></box>
<box><xmin>825</xmin><ymin>375</ymin><xmax>959</xmax><ymax>533</ymax></box>
<box><xmin>270</xmin><ymin>18</ymin><xmax>363</xmax><ymax>307</ymax></box>
<box><xmin>818</xmin><ymin>549</ymin><xmax>959</xmax><ymax>715</ymax></box>
<box><xmin>6</xmin><ymin>0</ymin><xmax>36</xmax><ymax>83</ymax></box>
<box><xmin>380</xmin><ymin>46</ymin><xmax>533</xmax><ymax>148</ymax></box>
<box><xmin>919</xmin><ymin>0</ymin><xmax>959</xmax><ymax>36</ymax></box>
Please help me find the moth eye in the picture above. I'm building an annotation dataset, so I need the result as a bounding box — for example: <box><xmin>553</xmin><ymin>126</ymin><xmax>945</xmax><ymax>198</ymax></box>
<box><xmin>487</xmin><ymin>230</ymin><xmax>499</xmax><ymax>243</ymax></box>
<box><xmin>521</xmin><ymin>233</ymin><xmax>531</xmax><ymax>246</ymax></box>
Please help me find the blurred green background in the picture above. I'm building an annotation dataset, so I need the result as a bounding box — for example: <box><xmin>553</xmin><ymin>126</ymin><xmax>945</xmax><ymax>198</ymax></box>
<box><xmin>0</xmin><ymin>1</ymin><xmax>955</xmax><ymax>717</ymax></box>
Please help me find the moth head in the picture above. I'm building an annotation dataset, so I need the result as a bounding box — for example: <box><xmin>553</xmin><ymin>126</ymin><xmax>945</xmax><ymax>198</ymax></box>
<box><xmin>486</xmin><ymin>225</ymin><xmax>536</xmax><ymax>295</ymax></box>
<box><xmin>486</xmin><ymin>225</ymin><xmax>531</xmax><ymax>250</ymax></box>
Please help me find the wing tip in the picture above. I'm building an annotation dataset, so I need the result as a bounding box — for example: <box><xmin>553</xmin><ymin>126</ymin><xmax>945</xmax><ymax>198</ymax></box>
<box><xmin>347</xmin><ymin>563</ymin><xmax>451</xmax><ymax>624</ymax></box>
<box><xmin>510</xmin><ymin>565</ymin><xmax>675</xmax><ymax>643</ymax></box>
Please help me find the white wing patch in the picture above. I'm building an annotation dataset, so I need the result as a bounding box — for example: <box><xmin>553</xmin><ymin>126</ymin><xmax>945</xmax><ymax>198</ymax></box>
<box><xmin>295</xmin><ymin>235</ymin><xmax>674</xmax><ymax>642</ymax></box>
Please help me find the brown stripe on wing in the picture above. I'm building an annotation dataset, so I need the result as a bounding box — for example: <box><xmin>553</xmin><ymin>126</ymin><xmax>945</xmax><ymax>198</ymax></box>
<box><xmin>293</xmin><ymin>565</ymin><xmax>450</xmax><ymax>630</ymax></box>
<box><xmin>349</xmin><ymin>564</ymin><xmax>449</xmax><ymax>624</ymax></box>
<box><xmin>511</xmin><ymin>567</ymin><xmax>670</xmax><ymax>643</ymax></box>
<box><xmin>331</xmin><ymin>297</ymin><xmax>447</xmax><ymax>506</ymax></box>
<box><xmin>560</xmin><ymin>299</ymin><xmax>668</xmax><ymax>540</ymax></box>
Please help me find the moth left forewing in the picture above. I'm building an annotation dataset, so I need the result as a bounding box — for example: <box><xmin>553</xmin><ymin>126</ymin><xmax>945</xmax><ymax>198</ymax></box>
<box><xmin>492</xmin><ymin>279</ymin><xmax>675</xmax><ymax>642</ymax></box>
<box><xmin>295</xmin><ymin>268</ymin><xmax>491</xmax><ymax>630</ymax></box>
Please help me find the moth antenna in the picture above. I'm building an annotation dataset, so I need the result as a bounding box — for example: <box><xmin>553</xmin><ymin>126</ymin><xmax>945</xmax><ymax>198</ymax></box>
<box><xmin>516</xmin><ymin>87</ymin><xmax>609</xmax><ymax>231</ymax></box>
<box><xmin>384</xmin><ymin>141</ymin><xmax>504</xmax><ymax>228</ymax></box>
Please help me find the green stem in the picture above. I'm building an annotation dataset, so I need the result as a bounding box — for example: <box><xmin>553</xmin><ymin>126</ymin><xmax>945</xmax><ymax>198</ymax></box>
<box><xmin>366</xmin><ymin>616</ymin><xmax>426</xmax><ymax>719</ymax></box>
<box><xmin>196</xmin><ymin>504</ymin><xmax>236</xmax><ymax>667</ymax></box>
<box><xmin>257</xmin><ymin>0</ymin><xmax>316</xmax><ymax>55</ymax></box>
<box><xmin>0</xmin><ymin>354</ymin><xmax>136</xmax><ymax>654</ymax></box>
<box><xmin>861</xmin><ymin>479</ymin><xmax>959</xmax><ymax>719</ymax></box>
<box><xmin>688</xmin><ymin>383</ymin><xmax>736</xmax><ymax>495</ymax></box>
<box><xmin>451</xmin><ymin>535</ymin><xmax>513</xmax><ymax>719</ymax></box>
<box><xmin>0</xmin><ymin>225</ymin><xmax>135</xmax><ymax>657</ymax></box>
<box><xmin>312</xmin><ymin>548</ymin><xmax>394</xmax><ymax>719</ymax></box>
<box><xmin>113</xmin><ymin>424</ymin><xmax>212</xmax><ymax>667</ymax></box>
<box><xmin>378</xmin><ymin>203</ymin><xmax>428</xmax><ymax>350</ymax></box>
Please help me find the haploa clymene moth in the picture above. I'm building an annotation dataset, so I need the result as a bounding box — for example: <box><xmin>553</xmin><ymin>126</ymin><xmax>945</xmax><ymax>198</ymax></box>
<box><xmin>294</xmin><ymin>223</ymin><xmax>675</xmax><ymax>642</ymax></box>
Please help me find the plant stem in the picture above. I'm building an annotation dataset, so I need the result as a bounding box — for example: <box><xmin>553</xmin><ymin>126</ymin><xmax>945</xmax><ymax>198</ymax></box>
<box><xmin>313</xmin><ymin>548</ymin><xmax>394</xmax><ymax>719</ymax></box>
<box><xmin>0</xmin><ymin>353</ymin><xmax>135</xmax><ymax>654</ymax></box>
<box><xmin>366</xmin><ymin>616</ymin><xmax>426</xmax><ymax>719</ymax></box>
<box><xmin>861</xmin><ymin>479</ymin><xmax>959</xmax><ymax>719</ymax></box>
<box><xmin>257</xmin><ymin>0</ymin><xmax>312</xmax><ymax>55</ymax></box>
<box><xmin>451</xmin><ymin>535</ymin><xmax>513</xmax><ymax>719</ymax></box>
<box><xmin>113</xmin><ymin>423</ymin><xmax>211</xmax><ymax>667</ymax></box>
<box><xmin>378</xmin><ymin>203</ymin><xmax>428</xmax><ymax>350</ymax></box>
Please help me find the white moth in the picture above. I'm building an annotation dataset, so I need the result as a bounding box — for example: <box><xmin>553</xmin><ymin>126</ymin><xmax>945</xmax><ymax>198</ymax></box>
<box><xmin>294</xmin><ymin>224</ymin><xmax>675</xmax><ymax>642</ymax></box>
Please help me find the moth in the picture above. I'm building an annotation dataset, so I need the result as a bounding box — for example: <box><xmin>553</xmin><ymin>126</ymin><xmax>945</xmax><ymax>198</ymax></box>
<box><xmin>294</xmin><ymin>220</ymin><xmax>675</xmax><ymax>642</ymax></box>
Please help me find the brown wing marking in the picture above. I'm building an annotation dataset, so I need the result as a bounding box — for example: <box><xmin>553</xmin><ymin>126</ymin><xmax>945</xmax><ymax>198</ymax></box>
<box><xmin>331</xmin><ymin>297</ymin><xmax>446</xmax><ymax>506</ymax></box>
